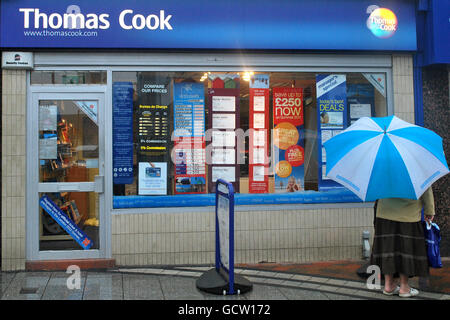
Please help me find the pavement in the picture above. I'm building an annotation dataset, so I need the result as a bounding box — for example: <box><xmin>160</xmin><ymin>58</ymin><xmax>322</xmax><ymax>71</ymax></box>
<box><xmin>1</xmin><ymin>259</ymin><xmax>449</xmax><ymax>301</ymax></box>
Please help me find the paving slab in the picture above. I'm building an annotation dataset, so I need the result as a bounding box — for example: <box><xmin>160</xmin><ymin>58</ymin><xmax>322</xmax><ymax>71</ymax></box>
<box><xmin>41</xmin><ymin>271</ymin><xmax>86</xmax><ymax>300</ymax></box>
<box><xmin>242</xmin><ymin>284</ymin><xmax>287</xmax><ymax>300</ymax></box>
<box><xmin>0</xmin><ymin>272</ymin><xmax>16</xmax><ymax>297</ymax></box>
<box><xmin>1</xmin><ymin>272</ymin><xmax>53</xmax><ymax>300</ymax></box>
<box><xmin>277</xmin><ymin>286</ymin><xmax>329</xmax><ymax>300</ymax></box>
<box><xmin>83</xmin><ymin>272</ymin><xmax>124</xmax><ymax>300</ymax></box>
<box><xmin>158</xmin><ymin>275</ymin><xmax>205</xmax><ymax>300</ymax></box>
<box><xmin>122</xmin><ymin>273</ymin><xmax>165</xmax><ymax>300</ymax></box>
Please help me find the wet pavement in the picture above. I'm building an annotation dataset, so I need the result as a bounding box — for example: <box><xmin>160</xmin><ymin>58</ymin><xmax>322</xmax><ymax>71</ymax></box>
<box><xmin>1</xmin><ymin>260</ymin><xmax>449</xmax><ymax>301</ymax></box>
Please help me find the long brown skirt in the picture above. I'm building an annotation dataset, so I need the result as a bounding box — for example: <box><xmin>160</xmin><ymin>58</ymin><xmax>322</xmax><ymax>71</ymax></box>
<box><xmin>370</xmin><ymin>218</ymin><xmax>429</xmax><ymax>277</ymax></box>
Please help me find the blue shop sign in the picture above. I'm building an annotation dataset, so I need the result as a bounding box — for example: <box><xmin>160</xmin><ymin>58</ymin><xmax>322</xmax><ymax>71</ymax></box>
<box><xmin>0</xmin><ymin>0</ymin><xmax>416</xmax><ymax>51</ymax></box>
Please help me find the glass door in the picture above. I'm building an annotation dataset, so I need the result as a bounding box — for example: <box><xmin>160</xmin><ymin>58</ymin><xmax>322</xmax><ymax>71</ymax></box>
<box><xmin>29</xmin><ymin>92</ymin><xmax>105</xmax><ymax>259</ymax></box>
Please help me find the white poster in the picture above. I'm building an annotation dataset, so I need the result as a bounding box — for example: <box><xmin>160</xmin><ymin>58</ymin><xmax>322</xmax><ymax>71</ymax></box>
<box><xmin>39</xmin><ymin>136</ymin><xmax>57</xmax><ymax>159</ymax></box>
<box><xmin>138</xmin><ymin>162</ymin><xmax>167</xmax><ymax>195</ymax></box>
<box><xmin>217</xmin><ymin>195</ymin><xmax>230</xmax><ymax>270</ymax></box>
<box><xmin>253</xmin><ymin>148</ymin><xmax>266</xmax><ymax>164</ymax></box>
<box><xmin>39</xmin><ymin>105</ymin><xmax>57</xmax><ymax>131</ymax></box>
<box><xmin>212</xmin><ymin>114</ymin><xmax>235</xmax><ymax>129</ymax></box>
<box><xmin>253</xmin><ymin>130</ymin><xmax>266</xmax><ymax>147</ymax></box>
<box><xmin>253</xmin><ymin>96</ymin><xmax>265</xmax><ymax>111</ymax></box>
<box><xmin>253</xmin><ymin>113</ymin><xmax>265</xmax><ymax>129</ymax></box>
<box><xmin>322</xmin><ymin>164</ymin><xmax>329</xmax><ymax>180</ymax></box>
<box><xmin>350</xmin><ymin>104</ymin><xmax>372</xmax><ymax>119</ymax></box>
<box><xmin>212</xmin><ymin>96</ymin><xmax>235</xmax><ymax>112</ymax></box>
<box><xmin>212</xmin><ymin>166</ymin><xmax>236</xmax><ymax>182</ymax></box>
<box><xmin>212</xmin><ymin>149</ymin><xmax>235</xmax><ymax>164</ymax></box>
<box><xmin>212</xmin><ymin>131</ymin><xmax>235</xmax><ymax>147</ymax></box>
<box><xmin>321</xmin><ymin>130</ymin><xmax>333</xmax><ymax>145</ymax></box>
<box><xmin>253</xmin><ymin>166</ymin><xmax>265</xmax><ymax>182</ymax></box>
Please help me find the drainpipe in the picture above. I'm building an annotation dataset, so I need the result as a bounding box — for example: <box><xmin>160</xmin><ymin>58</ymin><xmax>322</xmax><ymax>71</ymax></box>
<box><xmin>362</xmin><ymin>231</ymin><xmax>371</xmax><ymax>259</ymax></box>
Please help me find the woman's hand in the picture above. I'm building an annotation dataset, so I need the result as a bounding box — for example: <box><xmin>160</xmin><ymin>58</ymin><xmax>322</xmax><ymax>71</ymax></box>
<box><xmin>424</xmin><ymin>215</ymin><xmax>434</xmax><ymax>223</ymax></box>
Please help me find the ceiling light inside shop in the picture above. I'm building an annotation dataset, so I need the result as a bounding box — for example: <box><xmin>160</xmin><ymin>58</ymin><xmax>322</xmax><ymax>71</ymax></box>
<box><xmin>242</xmin><ymin>71</ymin><xmax>254</xmax><ymax>81</ymax></box>
<box><xmin>200</xmin><ymin>72</ymin><xmax>210</xmax><ymax>82</ymax></box>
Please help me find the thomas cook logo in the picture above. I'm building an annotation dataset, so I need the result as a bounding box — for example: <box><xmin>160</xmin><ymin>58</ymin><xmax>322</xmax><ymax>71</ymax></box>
<box><xmin>366</xmin><ymin>5</ymin><xmax>398</xmax><ymax>38</ymax></box>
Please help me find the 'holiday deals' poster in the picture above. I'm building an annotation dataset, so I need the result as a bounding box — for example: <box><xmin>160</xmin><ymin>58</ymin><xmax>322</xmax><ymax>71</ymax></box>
<box><xmin>273</xmin><ymin>87</ymin><xmax>305</xmax><ymax>193</ymax></box>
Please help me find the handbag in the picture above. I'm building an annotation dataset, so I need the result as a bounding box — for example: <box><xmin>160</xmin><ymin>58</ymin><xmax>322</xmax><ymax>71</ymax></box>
<box><xmin>423</xmin><ymin>220</ymin><xmax>443</xmax><ymax>268</ymax></box>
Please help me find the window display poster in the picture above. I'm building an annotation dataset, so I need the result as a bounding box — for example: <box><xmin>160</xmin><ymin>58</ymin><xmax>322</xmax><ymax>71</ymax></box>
<box><xmin>250</xmin><ymin>74</ymin><xmax>270</xmax><ymax>89</ymax></box>
<box><xmin>173</xmin><ymin>82</ymin><xmax>207</xmax><ymax>194</ymax></box>
<box><xmin>208</xmin><ymin>74</ymin><xmax>240</xmax><ymax>89</ymax></box>
<box><xmin>273</xmin><ymin>87</ymin><xmax>305</xmax><ymax>193</ymax></box>
<box><xmin>208</xmin><ymin>87</ymin><xmax>240</xmax><ymax>193</ymax></box>
<box><xmin>40</xmin><ymin>195</ymin><xmax>93</xmax><ymax>250</ymax></box>
<box><xmin>76</xmin><ymin>101</ymin><xmax>98</xmax><ymax>125</ymax></box>
<box><xmin>249</xmin><ymin>82</ymin><xmax>270</xmax><ymax>193</ymax></box>
<box><xmin>174</xmin><ymin>82</ymin><xmax>205</xmax><ymax>137</ymax></box>
<box><xmin>212</xmin><ymin>96</ymin><xmax>236</xmax><ymax>112</ymax></box>
<box><xmin>347</xmin><ymin>84</ymin><xmax>374</xmax><ymax>126</ymax></box>
<box><xmin>39</xmin><ymin>105</ymin><xmax>57</xmax><ymax>131</ymax></box>
<box><xmin>113</xmin><ymin>82</ymin><xmax>134</xmax><ymax>184</ymax></box>
<box><xmin>173</xmin><ymin>136</ymin><xmax>206</xmax><ymax>194</ymax></box>
<box><xmin>137</xmin><ymin>74</ymin><xmax>171</xmax><ymax>162</ymax></box>
<box><xmin>316</xmin><ymin>74</ymin><xmax>347</xmax><ymax>190</ymax></box>
<box><xmin>363</xmin><ymin>73</ymin><xmax>386</xmax><ymax>97</ymax></box>
<box><xmin>39</xmin><ymin>135</ymin><xmax>57</xmax><ymax>159</ymax></box>
<box><xmin>138</xmin><ymin>162</ymin><xmax>168</xmax><ymax>195</ymax></box>
<box><xmin>212</xmin><ymin>166</ymin><xmax>236</xmax><ymax>183</ymax></box>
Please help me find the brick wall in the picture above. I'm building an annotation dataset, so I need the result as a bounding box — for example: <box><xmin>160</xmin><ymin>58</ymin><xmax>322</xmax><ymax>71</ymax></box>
<box><xmin>111</xmin><ymin>207</ymin><xmax>375</xmax><ymax>266</ymax></box>
<box><xmin>1</xmin><ymin>70</ymin><xmax>27</xmax><ymax>271</ymax></box>
<box><xmin>422</xmin><ymin>65</ymin><xmax>450</xmax><ymax>256</ymax></box>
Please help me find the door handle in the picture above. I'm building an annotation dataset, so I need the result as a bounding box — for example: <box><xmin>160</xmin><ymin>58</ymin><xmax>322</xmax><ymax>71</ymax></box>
<box><xmin>94</xmin><ymin>175</ymin><xmax>104</xmax><ymax>193</ymax></box>
<box><xmin>58</xmin><ymin>183</ymin><xmax>80</xmax><ymax>192</ymax></box>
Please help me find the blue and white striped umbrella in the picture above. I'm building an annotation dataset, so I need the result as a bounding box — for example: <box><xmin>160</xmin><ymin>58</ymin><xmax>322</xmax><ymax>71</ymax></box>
<box><xmin>323</xmin><ymin>115</ymin><xmax>449</xmax><ymax>201</ymax></box>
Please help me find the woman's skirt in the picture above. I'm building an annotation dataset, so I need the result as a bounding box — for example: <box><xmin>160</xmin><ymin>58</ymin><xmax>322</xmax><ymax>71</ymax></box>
<box><xmin>370</xmin><ymin>218</ymin><xmax>429</xmax><ymax>277</ymax></box>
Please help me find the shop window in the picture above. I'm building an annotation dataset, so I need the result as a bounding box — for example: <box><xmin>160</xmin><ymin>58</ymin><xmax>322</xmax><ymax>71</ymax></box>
<box><xmin>31</xmin><ymin>71</ymin><xmax>107</xmax><ymax>85</ymax></box>
<box><xmin>112</xmin><ymin>71</ymin><xmax>388</xmax><ymax>208</ymax></box>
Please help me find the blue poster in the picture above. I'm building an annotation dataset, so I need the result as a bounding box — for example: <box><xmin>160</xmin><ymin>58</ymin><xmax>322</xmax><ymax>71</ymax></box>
<box><xmin>173</xmin><ymin>82</ymin><xmax>207</xmax><ymax>194</ymax></box>
<box><xmin>173</xmin><ymin>82</ymin><xmax>205</xmax><ymax>137</ymax></box>
<box><xmin>40</xmin><ymin>195</ymin><xmax>93</xmax><ymax>250</ymax></box>
<box><xmin>113</xmin><ymin>82</ymin><xmax>134</xmax><ymax>184</ymax></box>
<box><xmin>316</xmin><ymin>74</ymin><xmax>347</xmax><ymax>190</ymax></box>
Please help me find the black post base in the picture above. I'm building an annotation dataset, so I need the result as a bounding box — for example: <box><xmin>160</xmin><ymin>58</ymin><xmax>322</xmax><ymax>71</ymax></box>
<box><xmin>196</xmin><ymin>268</ymin><xmax>253</xmax><ymax>295</ymax></box>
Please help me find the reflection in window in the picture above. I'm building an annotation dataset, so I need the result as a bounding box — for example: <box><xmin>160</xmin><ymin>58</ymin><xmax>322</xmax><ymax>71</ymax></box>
<box><xmin>31</xmin><ymin>71</ymin><xmax>107</xmax><ymax>85</ymax></box>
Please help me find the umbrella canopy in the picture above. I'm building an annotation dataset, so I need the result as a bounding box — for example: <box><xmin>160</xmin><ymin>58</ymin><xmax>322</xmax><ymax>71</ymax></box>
<box><xmin>323</xmin><ymin>115</ymin><xmax>449</xmax><ymax>201</ymax></box>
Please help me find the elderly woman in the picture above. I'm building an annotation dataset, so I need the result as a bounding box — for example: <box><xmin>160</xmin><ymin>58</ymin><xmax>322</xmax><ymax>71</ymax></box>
<box><xmin>370</xmin><ymin>187</ymin><xmax>435</xmax><ymax>298</ymax></box>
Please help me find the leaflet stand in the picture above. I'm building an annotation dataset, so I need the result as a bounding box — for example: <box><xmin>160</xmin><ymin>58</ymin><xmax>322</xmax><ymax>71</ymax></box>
<box><xmin>196</xmin><ymin>179</ymin><xmax>252</xmax><ymax>295</ymax></box>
